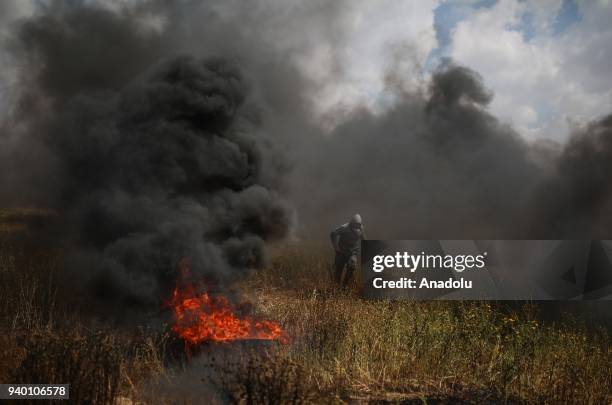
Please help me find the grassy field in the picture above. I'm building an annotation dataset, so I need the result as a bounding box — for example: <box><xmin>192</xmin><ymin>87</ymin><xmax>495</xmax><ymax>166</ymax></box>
<box><xmin>0</xmin><ymin>210</ymin><xmax>610</xmax><ymax>404</ymax></box>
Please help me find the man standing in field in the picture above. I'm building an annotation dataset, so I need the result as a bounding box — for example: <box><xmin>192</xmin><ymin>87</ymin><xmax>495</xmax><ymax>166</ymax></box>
<box><xmin>330</xmin><ymin>214</ymin><xmax>366</xmax><ymax>287</ymax></box>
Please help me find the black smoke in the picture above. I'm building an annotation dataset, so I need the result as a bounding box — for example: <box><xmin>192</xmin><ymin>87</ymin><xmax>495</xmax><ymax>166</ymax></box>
<box><xmin>531</xmin><ymin>114</ymin><xmax>612</xmax><ymax>238</ymax></box>
<box><xmin>0</xmin><ymin>4</ymin><xmax>293</xmax><ymax>316</ymax></box>
<box><xmin>291</xmin><ymin>62</ymin><xmax>612</xmax><ymax>240</ymax></box>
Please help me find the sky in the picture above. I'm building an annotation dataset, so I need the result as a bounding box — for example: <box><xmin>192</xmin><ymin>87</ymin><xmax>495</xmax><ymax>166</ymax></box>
<box><xmin>1</xmin><ymin>0</ymin><xmax>611</xmax><ymax>141</ymax></box>
<box><xmin>307</xmin><ymin>0</ymin><xmax>612</xmax><ymax>141</ymax></box>
<box><xmin>439</xmin><ymin>0</ymin><xmax>612</xmax><ymax>140</ymax></box>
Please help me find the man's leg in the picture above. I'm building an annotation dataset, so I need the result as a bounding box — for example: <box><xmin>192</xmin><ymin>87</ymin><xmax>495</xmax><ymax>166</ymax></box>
<box><xmin>341</xmin><ymin>255</ymin><xmax>357</xmax><ymax>287</ymax></box>
<box><xmin>334</xmin><ymin>253</ymin><xmax>347</xmax><ymax>284</ymax></box>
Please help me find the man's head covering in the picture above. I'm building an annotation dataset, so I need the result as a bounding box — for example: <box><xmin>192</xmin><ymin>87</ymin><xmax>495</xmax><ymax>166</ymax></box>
<box><xmin>349</xmin><ymin>213</ymin><xmax>362</xmax><ymax>225</ymax></box>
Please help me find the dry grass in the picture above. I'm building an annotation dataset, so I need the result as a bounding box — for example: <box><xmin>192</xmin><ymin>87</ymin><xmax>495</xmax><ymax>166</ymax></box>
<box><xmin>11</xmin><ymin>329</ymin><xmax>162</xmax><ymax>404</ymax></box>
<box><xmin>0</xmin><ymin>209</ymin><xmax>167</xmax><ymax>404</ymax></box>
<box><xmin>216</xmin><ymin>350</ymin><xmax>320</xmax><ymax>404</ymax></box>
<box><xmin>0</xmin><ymin>208</ymin><xmax>55</xmax><ymax>234</ymax></box>
<box><xmin>1</xmin><ymin>211</ymin><xmax>610</xmax><ymax>404</ymax></box>
<box><xmin>241</xmin><ymin>243</ymin><xmax>612</xmax><ymax>404</ymax></box>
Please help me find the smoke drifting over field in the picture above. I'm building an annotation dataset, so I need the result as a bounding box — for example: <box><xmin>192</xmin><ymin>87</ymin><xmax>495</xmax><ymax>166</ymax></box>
<box><xmin>0</xmin><ymin>1</ymin><xmax>611</xmax><ymax>314</ymax></box>
<box><xmin>295</xmin><ymin>64</ymin><xmax>612</xmax><ymax>239</ymax></box>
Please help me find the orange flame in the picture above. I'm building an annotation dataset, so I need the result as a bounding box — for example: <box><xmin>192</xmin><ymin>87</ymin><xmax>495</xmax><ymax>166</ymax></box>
<box><xmin>167</xmin><ymin>263</ymin><xmax>287</xmax><ymax>345</ymax></box>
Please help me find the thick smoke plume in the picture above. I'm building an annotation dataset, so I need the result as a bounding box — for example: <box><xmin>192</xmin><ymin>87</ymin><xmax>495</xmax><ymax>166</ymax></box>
<box><xmin>292</xmin><ymin>64</ymin><xmax>612</xmax><ymax>239</ymax></box>
<box><xmin>1</xmin><ymin>1</ymin><xmax>611</xmax><ymax>317</ymax></box>
<box><xmin>0</xmin><ymin>4</ymin><xmax>293</xmax><ymax>315</ymax></box>
<box><xmin>531</xmin><ymin>114</ymin><xmax>612</xmax><ymax>238</ymax></box>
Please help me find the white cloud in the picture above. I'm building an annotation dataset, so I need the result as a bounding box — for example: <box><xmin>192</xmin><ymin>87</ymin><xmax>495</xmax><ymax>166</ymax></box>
<box><xmin>450</xmin><ymin>0</ymin><xmax>612</xmax><ymax>140</ymax></box>
<box><xmin>292</xmin><ymin>0</ymin><xmax>439</xmax><ymax>120</ymax></box>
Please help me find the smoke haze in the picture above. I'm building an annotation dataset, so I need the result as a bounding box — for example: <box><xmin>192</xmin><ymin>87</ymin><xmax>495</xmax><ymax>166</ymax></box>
<box><xmin>0</xmin><ymin>1</ymin><xmax>611</xmax><ymax>315</ymax></box>
<box><xmin>293</xmin><ymin>63</ymin><xmax>612</xmax><ymax>239</ymax></box>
